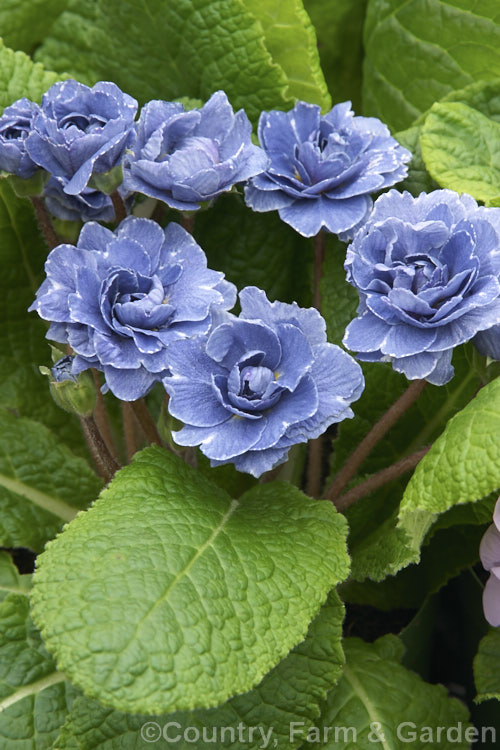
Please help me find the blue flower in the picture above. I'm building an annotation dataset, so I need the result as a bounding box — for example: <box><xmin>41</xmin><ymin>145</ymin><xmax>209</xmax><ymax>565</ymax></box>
<box><xmin>163</xmin><ymin>287</ymin><xmax>364</xmax><ymax>477</ymax></box>
<box><xmin>43</xmin><ymin>176</ymin><xmax>115</xmax><ymax>223</ymax></box>
<box><xmin>29</xmin><ymin>217</ymin><xmax>236</xmax><ymax>400</ymax></box>
<box><xmin>343</xmin><ymin>190</ymin><xmax>500</xmax><ymax>385</ymax></box>
<box><xmin>0</xmin><ymin>98</ymin><xmax>41</xmax><ymax>178</ymax></box>
<box><xmin>474</xmin><ymin>325</ymin><xmax>500</xmax><ymax>361</ymax></box>
<box><xmin>122</xmin><ymin>91</ymin><xmax>269</xmax><ymax>210</ymax></box>
<box><xmin>245</xmin><ymin>100</ymin><xmax>411</xmax><ymax>237</ymax></box>
<box><xmin>480</xmin><ymin>497</ymin><xmax>500</xmax><ymax>626</ymax></box>
<box><xmin>25</xmin><ymin>80</ymin><xmax>137</xmax><ymax>198</ymax></box>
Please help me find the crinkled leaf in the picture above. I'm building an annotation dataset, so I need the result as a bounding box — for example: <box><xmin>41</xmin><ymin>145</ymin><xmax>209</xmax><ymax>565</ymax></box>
<box><xmin>341</xmin><ymin>524</ymin><xmax>485</xmax><ymax>611</ymax></box>
<box><xmin>0</xmin><ymin>552</ymin><xmax>31</xmax><ymax>603</ymax></box>
<box><xmin>31</xmin><ymin>446</ymin><xmax>349</xmax><ymax>714</ymax></box>
<box><xmin>193</xmin><ymin>193</ymin><xmax>312</xmax><ymax>305</ymax></box>
<box><xmin>330</xmin><ymin>347</ymin><xmax>481</xmax><ymax>581</ymax></box>
<box><xmin>53</xmin><ymin>591</ymin><xmax>344</xmax><ymax>749</ymax></box>
<box><xmin>303</xmin><ymin>0</ymin><xmax>367</xmax><ymax>110</ymax></box>
<box><xmin>420</xmin><ymin>102</ymin><xmax>500</xmax><ymax>202</ymax></box>
<box><xmin>400</xmin><ymin>377</ymin><xmax>500</xmax><ymax>557</ymax></box>
<box><xmin>395</xmin><ymin>125</ymin><xmax>438</xmax><ymax>197</ymax></box>
<box><xmin>474</xmin><ymin>628</ymin><xmax>500</xmax><ymax>704</ymax></box>
<box><xmin>363</xmin><ymin>0</ymin><xmax>500</xmax><ymax>132</ymax></box>
<box><xmin>34</xmin><ymin>0</ymin><xmax>329</xmax><ymax>124</ymax></box>
<box><xmin>0</xmin><ymin>39</ymin><xmax>63</xmax><ymax>111</ymax></box>
<box><xmin>0</xmin><ymin>588</ymin><xmax>75</xmax><ymax>749</ymax></box>
<box><xmin>302</xmin><ymin>636</ymin><xmax>470</xmax><ymax>749</ymax></box>
<box><xmin>0</xmin><ymin>410</ymin><xmax>102</xmax><ymax>552</ymax></box>
<box><xmin>0</xmin><ymin>1</ymin><xmax>68</xmax><ymax>56</ymax></box>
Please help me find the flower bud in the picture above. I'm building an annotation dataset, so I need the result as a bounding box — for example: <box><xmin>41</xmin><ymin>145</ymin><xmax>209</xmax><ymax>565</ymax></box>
<box><xmin>40</xmin><ymin>355</ymin><xmax>96</xmax><ymax>417</ymax></box>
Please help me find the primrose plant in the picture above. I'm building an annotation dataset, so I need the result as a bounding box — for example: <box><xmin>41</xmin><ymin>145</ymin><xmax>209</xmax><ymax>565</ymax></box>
<box><xmin>1</xmin><ymin>40</ymin><xmax>500</xmax><ymax>746</ymax></box>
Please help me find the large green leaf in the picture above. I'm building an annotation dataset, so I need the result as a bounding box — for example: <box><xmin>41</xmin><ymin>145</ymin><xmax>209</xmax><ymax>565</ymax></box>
<box><xmin>0</xmin><ymin>571</ymin><xmax>75</xmax><ymax>749</ymax></box>
<box><xmin>0</xmin><ymin>410</ymin><xmax>102</xmax><ymax>552</ymax></box>
<box><xmin>0</xmin><ymin>1</ymin><xmax>68</xmax><ymax>56</ymax></box>
<box><xmin>303</xmin><ymin>636</ymin><xmax>470</xmax><ymax>749</ymax></box>
<box><xmin>304</xmin><ymin>0</ymin><xmax>367</xmax><ymax>110</ymax></box>
<box><xmin>329</xmin><ymin>347</ymin><xmax>481</xmax><ymax>581</ymax></box>
<box><xmin>0</xmin><ymin>39</ymin><xmax>62</xmax><ymax>111</ymax></box>
<box><xmin>31</xmin><ymin>446</ymin><xmax>349</xmax><ymax>715</ymax></box>
<box><xmin>400</xmin><ymin>377</ymin><xmax>500</xmax><ymax>555</ymax></box>
<box><xmin>474</xmin><ymin>628</ymin><xmax>500</xmax><ymax>704</ymax></box>
<box><xmin>0</xmin><ymin>180</ymin><xmax>88</xmax><ymax>456</ymax></box>
<box><xmin>363</xmin><ymin>0</ymin><xmax>500</xmax><ymax>132</ymax></box>
<box><xmin>193</xmin><ymin>193</ymin><xmax>312</xmax><ymax>305</ymax></box>
<box><xmin>0</xmin><ymin>552</ymin><xmax>31</xmax><ymax>602</ymax></box>
<box><xmin>420</xmin><ymin>102</ymin><xmax>500</xmax><ymax>202</ymax></box>
<box><xmin>34</xmin><ymin>0</ymin><xmax>329</xmax><ymax>124</ymax></box>
<box><xmin>53</xmin><ymin>592</ymin><xmax>344</xmax><ymax>749</ymax></box>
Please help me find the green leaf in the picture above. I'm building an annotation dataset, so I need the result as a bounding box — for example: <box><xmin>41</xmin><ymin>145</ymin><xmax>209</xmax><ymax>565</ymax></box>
<box><xmin>330</xmin><ymin>347</ymin><xmax>481</xmax><ymax>581</ymax></box>
<box><xmin>0</xmin><ymin>589</ymin><xmax>74</xmax><ymax>749</ymax></box>
<box><xmin>0</xmin><ymin>552</ymin><xmax>31</xmax><ymax>602</ymax></box>
<box><xmin>31</xmin><ymin>447</ymin><xmax>349</xmax><ymax>714</ymax></box>
<box><xmin>302</xmin><ymin>635</ymin><xmax>470</xmax><ymax>749</ymax></box>
<box><xmin>0</xmin><ymin>410</ymin><xmax>102</xmax><ymax>552</ymax></box>
<box><xmin>341</xmin><ymin>524</ymin><xmax>485</xmax><ymax>611</ymax></box>
<box><xmin>244</xmin><ymin>0</ymin><xmax>330</xmax><ymax>108</ymax></box>
<box><xmin>303</xmin><ymin>0</ymin><xmax>367</xmax><ymax>110</ymax></box>
<box><xmin>193</xmin><ymin>193</ymin><xmax>312</xmax><ymax>305</ymax></box>
<box><xmin>0</xmin><ymin>39</ymin><xmax>63</xmax><ymax>111</ymax></box>
<box><xmin>420</xmin><ymin>102</ymin><xmax>500</xmax><ymax>201</ymax></box>
<box><xmin>394</xmin><ymin>125</ymin><xmax>439</xmax><ymax>197</ymax></box>
<box><xmin>0</xmin><ymin>181</ymin><xmax>89</xmax><ymax>457</ymax></box>
<box><xmin>54</xmin><ymin>592</ymin><xmax>344</xmax><ymax>749</ymax></box>
<box><xmin>474</xmin><ymin>628</ymin><xmax>500</xmax><ymax>704</ymax></box>
<box><xmin>363</xmin><ymin>0</ymin><xmax>500</xmax><ymax>132</ymax></box>
<box><xmin>400</xmin><ymin>377</ymin><xmax>500</xmax><ymax>557</ymax></box>
<box><xmin>34</xmin><ymin>0</ymin><xmax>329</xmax><ymax>124</ymax></box>
<box><xmin>0</xmin><ymin>0</ymin><xmax>68</xmax><ymax>55</ymax></box>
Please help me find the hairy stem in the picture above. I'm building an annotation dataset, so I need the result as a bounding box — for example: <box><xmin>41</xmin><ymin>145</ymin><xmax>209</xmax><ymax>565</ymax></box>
<box><xmin>110</xmin><ymin>190</ymin><xmax>127</xmax><ymax>224</ymax></box>
<box><xmin>324</xmin><ymin>379</ymin><xmax>427</xmax><ymax>502</ymax></box>
<box><xmin>80</xmin><ymin>415</ymin><xmax>120</xmax><ymax>483</ymax></box>
<box><xmin>129</xmin><ymin>398</ymin><xmax>164</xmax><ymax>448</ymax></box>
<box><xmin>91</xmin><ymin>369</ymin><xmax>119</xmax><ymax>461</ymax></box>
<box><xmin>30</xmin><ymin>197</ymin><xmax>59</xmax><ymax>249</ymax></box>
<box><xmin>181</xmin><ymin>212</ymin><xmax>195</xmax><ymax>234</ymax></box>
<box><xmin>333</xmin><ymin>446</ymin><xmax>430</xmax><ymax>511</ymax></box>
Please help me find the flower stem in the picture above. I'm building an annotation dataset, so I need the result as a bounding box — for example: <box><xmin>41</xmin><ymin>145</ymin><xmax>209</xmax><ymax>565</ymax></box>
<box><xmin>332</xmin><ymin>446</ymin><xmax>430</xmax><ymax>511</ymax></box>
<box><xmin>30</xmin><ymin>196</ymin><xmax>59</xmax><ymax>249</ymax></box>
<box><xmin>181</xmin><ymin>212</ymin><xmax>195</xmax><ymax>234</ymax></box>
<box><xmin>110</xmin><ymin>191</ymin><xmax>127</xmax><ymax>224</ymax></box>
<box><xmin>151</xmin><ymin>201</ymin><xmax>166</xmax><ymax>225</ymax></box>
<box><xmin>313</xmin><ymin>230</ymin><xmax>326</xmax><ymax>311</ymax></box>
<box><xmin>306</xmin><ymin>437</ymin><xmax>324</xmax><ymax>497</ymax></box>
<box><xmin>91</xmin><ymin>369</ymin><xmax>119</xmax><ymax>461</ymax></box>
<box><xmin>79</xmin><ymin>415</ymin><xmax>120</xmax><ymax>483</ymax></box>
<box><xmin>324</xmin><ymin>378</ymin><xmax>427</xmax><ymax>502</ymax></box>
<box><xmin>129</xmin><ymin>398</ymin><xmax>164</xmax><ymax>448</ymax></box>
<box><xmin>121</xmin><ymin>401</ymin><xmax>138</xmax><ymax>461</ymax></box>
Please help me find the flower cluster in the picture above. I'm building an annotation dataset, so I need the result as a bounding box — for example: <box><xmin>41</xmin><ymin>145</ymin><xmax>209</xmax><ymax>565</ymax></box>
<box><xmin>245</xmin><ymin>100</ymin><xmax>411</xmax><ymax>237</ymax></box>
<box><xmin>480</xmin><ymin>498</ymin><xmax>500</xmax><ymax>626</ymax></box>
<box><xmin>0</xmin><ymin>82</ymin><xmax>268</xmax><ymax>222</ymax></box>
<box><xmin>164</xmin><ymin>287</ymin><xmax>364</xmax><ymax>476</ymax></box>
<box><xmin>343</xmin><ymin>190</ymin><xmax>500</xmax><ymax>385</ymax></box>
<box><xmin>30</xmin><ymin>217</ymin><xmax>236</xmax><ymax>400</ymax></box>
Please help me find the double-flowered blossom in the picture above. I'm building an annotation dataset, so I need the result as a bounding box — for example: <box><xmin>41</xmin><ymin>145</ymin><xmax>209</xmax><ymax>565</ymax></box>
<box><xmin>122</xmin><ymin>91</ymin><xmax>269</xmax><ymax>210</ymax></box>
<box><xmin>480</xmin><ymin>497</ymin><xmax>500</xmax><ymax>626</ymax></box>
<box><xmin>25</xmin><ymin>80</ymin><xmax>137</xmax><ymax>220</ymax></box>
<box><xmin>0</xmin><ymin>98</ymin><xmax>41</xmax><ymax>178</ymax></box>
<box><xmin>163</xmin><ymin>286</ymin><xmax>364</xmax><ymax>477</ymax></box>
<box><xmin>343</xmin><ymin>190</ymin><xmax>500</xmax><ymax>385</ymax></box>
<box><xmin>244</xmin><ymin>100</ymin><xmax>411</xmax><ymax>237</ymax></box>
<box><xmin>29</xmin><ymin>217</ymin><xmax>236</xmax><ymax>400</ymax></box>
